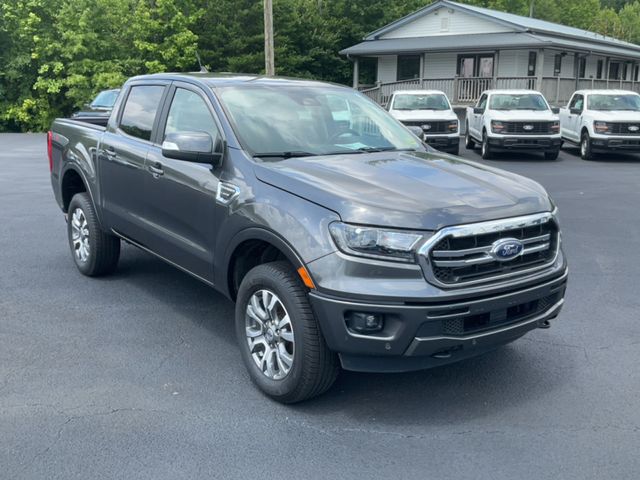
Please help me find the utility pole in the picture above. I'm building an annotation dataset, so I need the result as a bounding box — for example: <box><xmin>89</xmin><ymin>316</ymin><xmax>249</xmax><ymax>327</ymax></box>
<box><xmin>529</xmin><ymin>0</ymin><xmax>534</xmax><ymax>18</ymax></box>
<box><xmin>264</xmin><ymin>0</ymin><xmax>275</xmax><ymax>76</ymax></box>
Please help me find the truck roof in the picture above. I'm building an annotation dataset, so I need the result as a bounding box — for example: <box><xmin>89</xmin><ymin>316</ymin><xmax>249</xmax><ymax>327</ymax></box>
<box><xmin>391</xmin><ymin>90</ymin><xmax>448</xmax><ymax>96</ymax></box>
<box><xmin>482</xmin><ymin>89</ymin><xmax>544</xmax><ymax>95</ymax></box>
<box><xmin>572</xmin><ymin>89</ymin><xmax>640</xmax><ymax>96</ymax></box>
<box><xmin>127</xmin><ymin>72</ymin><xmax>342</xmax><ymax>89</ymax></box>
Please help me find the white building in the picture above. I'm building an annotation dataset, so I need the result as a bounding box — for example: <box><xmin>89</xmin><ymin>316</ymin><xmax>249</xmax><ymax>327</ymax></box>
<box><xmin>341</xmin><ymin>0</ymin><xmax>640</xmax><ymax>105</ymax></box>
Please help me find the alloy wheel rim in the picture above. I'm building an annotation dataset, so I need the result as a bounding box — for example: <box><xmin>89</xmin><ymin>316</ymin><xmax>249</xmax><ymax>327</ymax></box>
<box><xmin>245</xmin><ymin>289</ymin><xmax>295</xmax><ymax>380</ymax></box>
<box><xmin>71</xmin><ymin>208</ymin><xmax>90</xmax><ymax>263</ymax></box>
<box><xmin>581</xmin><ymin>138</ymin><xmax>587</xmax><ymax>156</ymax></box>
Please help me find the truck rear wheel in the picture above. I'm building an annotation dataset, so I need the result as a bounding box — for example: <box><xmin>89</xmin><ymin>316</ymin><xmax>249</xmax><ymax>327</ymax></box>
<box><xmin>235</xmin><ymin>261</ymin><xmax>339</xmax><ymax>403</ymax></box>
<box><xmin>580</xmin><ymin>132</ymin><xmax>594</xmax><ymax>160</ymax></box>
<box><xmin>481</xmin><ymin>132</ymin><xmax>493</xmax><ymax>159</ymax></box>
<box><xmin>67</xmin><ymin>192</ymin><xmax>120</xmax><ymax>276</ymax></box>
<box><xmin>464</xmin><ymin>123</ymin><xmax>475</xmax><ymax>149</ymax></box>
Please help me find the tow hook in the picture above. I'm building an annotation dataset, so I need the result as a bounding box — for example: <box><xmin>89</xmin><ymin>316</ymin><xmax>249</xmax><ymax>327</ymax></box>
<box><xmin>539</xmin><ymin>319</ymin><xmax>551</xmax><ymax>329</ymax></box>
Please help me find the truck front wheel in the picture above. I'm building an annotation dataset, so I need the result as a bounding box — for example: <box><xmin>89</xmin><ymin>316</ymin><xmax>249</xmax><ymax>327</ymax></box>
<box><xmin>544</xmin><ymin>150</ymin><xmax>560</xmax><ymax>161</ymax></box>
<box><xmin>235</xmin><ymin>261</ymin><xmax>339</xmax><ymax>403</ymax></box>
<box><xmin>481</xmin><ymin>132</ymin><xmax>493</xmax><ymax>159</ymax></box>
<box><xmin>464</xmin><ymin>123</ymin><xmax>475</xmax><ymax>149</ymax></box>
<box><xmin>67</xmin><ymin>192</ymin><xmax>120</xmax><ymax>276</ymax></box>
<box><xmin>581</xmin><ymin>132</ymin><xmax>594</xmax><ymax>160</ymax></box>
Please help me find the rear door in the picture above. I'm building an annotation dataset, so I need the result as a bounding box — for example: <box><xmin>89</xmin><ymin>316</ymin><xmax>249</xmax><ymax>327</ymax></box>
<box><xmin>99</xmin><ymin>82</ymin><xmax>168</xmax><ymax>242</ymax></box>
<box><xmin>142</xmin><ymin>82</ymin><xmax>222</xmax><ymax>282</ymax></box>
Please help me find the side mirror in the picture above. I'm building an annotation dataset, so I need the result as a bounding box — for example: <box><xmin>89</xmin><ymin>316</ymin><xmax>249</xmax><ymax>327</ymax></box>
<box><xmin>570</xmin><ymin>108</ymin><xmax>582</xmax><ymax>115</ymax></box>
<box><xmin>473</xmin><ymin>107</ymin><xmax>484</xmax><ymax>114</ymax></box>
<box><xmin>550</xmin><ymin>106</ymin><xmax>560</xmax><ymax>114</ymax></box>
<box><xmin>162</xmin><ymin>131</ymin><xmax>223</xmax><ymax>166</ymax></box>
<box><xmin>406</xmin><ymin>126</ymin><xmax>424</xmax><ymax>139</ymax></box>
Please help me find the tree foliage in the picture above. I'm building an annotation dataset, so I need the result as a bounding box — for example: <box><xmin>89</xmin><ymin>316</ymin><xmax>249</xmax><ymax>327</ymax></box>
<box><xmin>1</xmin><ymin>0</ymin><xmax>640</xmax><ymax>131</ymax></box>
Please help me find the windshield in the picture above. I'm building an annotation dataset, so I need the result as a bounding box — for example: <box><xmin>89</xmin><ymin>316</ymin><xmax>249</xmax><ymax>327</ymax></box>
<box><xmin>489</xmin><ymin>93</ymin><xmax>549</xmax><ymax>111</ymax></box>
<box><xmin>588</xmin><ymin>94</ymin><xmax>640</xmax><ymax>111</ymax></box>
<box><xmin>91</xmin><ymin>90</ymin><xmax>120</xmax><ymax>108</ymax></box>
<box><xmin>392</xmin><ymin>93</ymin><xmax>450</xmax><ymax>111</ymax></box>
<box><xmin>216</xmin><ymin>84</ymin><xmax>423</xmax><ymax>158</ymax></box>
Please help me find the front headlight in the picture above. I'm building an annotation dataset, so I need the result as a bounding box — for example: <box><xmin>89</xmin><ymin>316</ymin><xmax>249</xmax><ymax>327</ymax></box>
<box><xmin>491</xmin><ymin>120</ymin><xmax>505</xmax><ymax>133</ymax></box>
<box><xmin>447</xmin><ymin>120</ymin><xmax>458</xmax><ymax>132</ymax></box>
<box><xmin>594</xmin><ymin>121</ymin><xmax>610</xmax><ymax>134</ymax></box>
<box><xmin>329</xmin><ymin>222</ymin><xmax>427</xmax><ymax>263</ymax></box>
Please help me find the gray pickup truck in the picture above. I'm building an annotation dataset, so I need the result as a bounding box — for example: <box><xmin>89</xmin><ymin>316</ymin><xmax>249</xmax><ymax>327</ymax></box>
<box><xmin>48</xmin><ymin>73</ymin><xmax>568</xmax><ymax>403</ymax></box>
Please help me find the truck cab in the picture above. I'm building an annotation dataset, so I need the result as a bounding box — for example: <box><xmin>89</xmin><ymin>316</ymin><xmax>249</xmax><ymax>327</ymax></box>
<box><xmin>465</xmin><ymin>89</ymin><xmax>561</xmax><ymax>160</ymax></box>
<box><xmin>388</xmin><ymin>90</ymin><xmax>460</xmax><ymax>155</ymax></box>
<box><xmin>559</xmin><ymin>89</ymin><xmax>640</xmax><ymax>159</ymax></box>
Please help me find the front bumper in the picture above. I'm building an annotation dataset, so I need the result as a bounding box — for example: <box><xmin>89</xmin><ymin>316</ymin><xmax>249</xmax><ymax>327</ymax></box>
<box><xmin>424</xmin><ymin>135</ymin><xmax>460</xmax><ymax>151</ymax></box>
<box><xmin>309</xmin><ymin>268</ymin><xmax>568</xmax><ymax>372</ymax></box>
<box><xmin>488</xmin><ymin>135</ymin><xmax>562</xmax><ymax>151</ymax></box>
<box><xmin>591</xmin><ymin>136</ymin><xmax>640</xmax><ymax>151</ymax></box>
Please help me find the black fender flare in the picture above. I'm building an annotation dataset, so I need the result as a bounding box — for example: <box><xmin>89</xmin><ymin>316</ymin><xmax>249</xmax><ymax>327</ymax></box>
<box><xmin>60</xmin><ymin>163</ymin><xmax>103</xmax><ymax>226</ymax></box>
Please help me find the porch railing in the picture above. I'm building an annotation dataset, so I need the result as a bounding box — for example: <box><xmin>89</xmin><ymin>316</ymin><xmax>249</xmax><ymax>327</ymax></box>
<box><xmin>359</xmin><ymin>76</ymin><xmax>640</xmax><ymax>106</ymax></box>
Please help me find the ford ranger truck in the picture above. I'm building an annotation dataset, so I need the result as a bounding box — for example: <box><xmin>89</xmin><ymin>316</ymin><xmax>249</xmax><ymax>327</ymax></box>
<box><xmin>48</xmin><ymin>74</ymin><xmax>568</xmax><ymax>403</ymax></box>
<box><xmin>559</xmin><ymin>89</ymin><xmax>640</xmax><ymax>159</ymax></box>
<box><xmin>388</xmin><ymin>90</ymin><xmax>460</xmax><ymax>155</ymax></box>
<box><xmin>465</xmin><ymin>89</ymin><xmax>562</xmax><ymax>160</ymax></box>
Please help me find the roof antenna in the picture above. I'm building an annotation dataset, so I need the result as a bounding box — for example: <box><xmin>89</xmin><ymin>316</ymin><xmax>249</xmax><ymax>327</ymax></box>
<box><xmin>196</xmin><ymin>51</ymin><xmax>208</xmax><ymax>73</ymax></box>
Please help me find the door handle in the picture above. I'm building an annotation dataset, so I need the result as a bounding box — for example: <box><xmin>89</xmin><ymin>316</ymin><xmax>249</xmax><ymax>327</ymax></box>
<box><xmin>104</xmin><ymin>146</ymin><xmax>117</xmax><ymax>160</ymax></box>
<box><xmin>148</xmin><ymin>162</ymin><xmax>164</xmax><ymax>177</ymax></box>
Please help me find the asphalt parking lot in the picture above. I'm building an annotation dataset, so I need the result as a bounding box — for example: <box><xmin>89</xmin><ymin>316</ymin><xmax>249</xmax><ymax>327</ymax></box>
<box><xmin>1</xmin><ymin>133</ymin><xmax>639</xmax><ymax>479</ymax></box>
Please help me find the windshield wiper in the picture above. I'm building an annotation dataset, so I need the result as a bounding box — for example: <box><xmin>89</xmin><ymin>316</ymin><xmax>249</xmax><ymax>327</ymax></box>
<box><xmin>253</xmin><ymin>151</ymin><xmax>318</xmax><ymax>159</ymax></box>
<box><xmin>356</xmin><ymin>146</ymin><xmax>417</xmax><ymax>153</ymax></box>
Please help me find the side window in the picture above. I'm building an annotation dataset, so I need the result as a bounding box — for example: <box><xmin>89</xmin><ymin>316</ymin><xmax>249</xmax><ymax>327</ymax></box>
<box><xmin>570</xmin><ymin>94</ymin><xmax>583</xmax><ymax>111</ymax></box>
<box><xmin>119</xmin><ymin>86</ymin><xmax>165</xmax><ymax>141</ymax></box>
<box><xmin>164</xmin><ymin>88</ymin><xmax>219</xmax><ymax>142</ymax></box>
<box><xmin>477</xmin><ymin>94</ymin><xmax>488</xmax><ymax>110</ymax></box>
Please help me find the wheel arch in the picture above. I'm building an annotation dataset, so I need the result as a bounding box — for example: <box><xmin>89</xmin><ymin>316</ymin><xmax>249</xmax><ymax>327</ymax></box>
<box><xmin>222</xmin><ymin>228</ymin><xmax>307</xmax><ymax>301</ymax></box>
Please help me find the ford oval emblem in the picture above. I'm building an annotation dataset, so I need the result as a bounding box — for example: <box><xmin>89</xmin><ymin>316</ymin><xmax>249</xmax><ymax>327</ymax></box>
<box><xmin>523</xmin><ymin>124</ymin><xmax>534</xmax><ymax>131</ymax></box>
<box><xmin>421</xmin><ymin>124</ymin><xmax>431</xmax><ymax>131</ymax></box>
<box><xmin>490</xmin><ymin>238</ymin><xmax>524</xmax><ymax>262</ymax></box>
<box><xmin>628</xmin><ymin>125</ymin><xmax>639</xmax><ymax>132</ymax></box>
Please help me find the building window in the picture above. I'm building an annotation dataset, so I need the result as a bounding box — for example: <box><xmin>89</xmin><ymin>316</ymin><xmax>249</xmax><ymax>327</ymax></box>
<box><xmin>622</xmin><ymin>63</ymin><xmax>628</xmax><ymax>80</ymax></box>
<box><xmin>456</xmin><ymin>54</ymin><xmax>494</xmax><ymax>78</ymax></box>
<box><xmin>554</xmin><ymin>54</ymin><xmax>562</xmax><ymax>76</ymax></box>
<box><xmin>609</xmin><ymin>61</ymin><xmax>621</xmax><ymax>80</ymax></box>
<box><xmin>597</xmin><ymin>59</ymin><xmax>603</xmax><ymax>79</ymax></box>
<box><xmin>528</xmin><ymin>51</ymin><xmax>537</xmax><ymax>76</ymax></box>
<box><xmin>578</xmin><ymin>57</ymin><xmax>586</xmax><ymax>78</ymax></box>
<box><xmin>397</xmin><ymin>55</ymin><xmax>421</xmax><ymax>81</ymax></box>
<box><xmin>440</xmin><ymin>17</ymin><xmax>449</xmax><ymax>32</ymax></box>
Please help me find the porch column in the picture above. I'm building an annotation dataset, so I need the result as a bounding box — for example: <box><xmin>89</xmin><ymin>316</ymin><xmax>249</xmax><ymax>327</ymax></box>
<box><xmin>419</xmin><ymin>53</ymin><xmax>425</xmax><ymax>88</ymax></box>
<box><xmin>352</xmin><ymin>57</ymin><xmax>359</xmax><ymax>89</ymax></box>
<box><xmin>605</xmin><ymin>57</ymin><xmax>610</xmax><ymax>88</ymax></box>
<box><xmin>574</xmin><ymin>53</ymin><xmax>580</xmax><ymax>90</ymax></box>
<box><xmin>493</xmin><ymin>50</ymin><xmax>499</xmax><ymax>89</ymax></box>
<box><xmin>535</xmin><ymin>49</ymin><xmax>545</xmax><ymax>92</ymax></box>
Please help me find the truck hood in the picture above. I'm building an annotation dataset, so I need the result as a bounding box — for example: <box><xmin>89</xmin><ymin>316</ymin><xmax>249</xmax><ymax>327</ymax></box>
<box><xmin>391</xmin><ymin>110</ymin><xmax>457</xmax><ymax>122</ymax></box>
<box><xmin>488</xmin><ymin>110</ymin><xmax>558</xmax><ymax>122</ymax></box>
<box><xmin>587</xmin><ymin>110</ymin><xmax>640</xmax><ymax>122</ymax></box>
<box><xmin>253</xmin><ymin>151</ymin><xmax>551</xmax><ymax>230</ymax></box>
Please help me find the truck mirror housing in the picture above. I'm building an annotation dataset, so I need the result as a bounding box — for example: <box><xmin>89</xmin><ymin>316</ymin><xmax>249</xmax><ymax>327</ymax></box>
<box><xmin>406</xmin><ymin>126</ymin><xmax>424</xmax><ymax>139</ymax></box>
<box><xmin>550</xmin><ymin>106</ymin><xmax>560</xmax><ymax>114</ymax></box>
<box><xmin>162</xmin><ymin>131</ymin><xmax>223</xmax><ymax>166</ymax></box>
<box><xmin>473</xmin><ymin>107</ymin><xmax>484</xmax><ymax>114</ymax></box>
<box><xmin>570</xmin><ymin>108</ymin><xmax>582</xmax><ymax>115</ymax></box>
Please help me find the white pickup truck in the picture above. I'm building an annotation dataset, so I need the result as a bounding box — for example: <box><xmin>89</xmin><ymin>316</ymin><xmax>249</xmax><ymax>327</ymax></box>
<box><xmin>465</xmin><ymin>89</ymin><xmax>561</xmax><ymax>160</ymax></box>
<box><xmin>388</xmin><ymin>90</ymin><xmax>460</xmax><ymax>155</ymax></box>
<box><xmin>559</xmin><ymin>90</ymin><xmax>640</xmax><ymax>159</ymax></box>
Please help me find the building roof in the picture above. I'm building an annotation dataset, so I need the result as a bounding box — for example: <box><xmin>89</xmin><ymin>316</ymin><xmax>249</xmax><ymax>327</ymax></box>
<box><xmin>341</xmin><ymin>0</ymin><xmax>640</xmax><ymax>58</ymax></box>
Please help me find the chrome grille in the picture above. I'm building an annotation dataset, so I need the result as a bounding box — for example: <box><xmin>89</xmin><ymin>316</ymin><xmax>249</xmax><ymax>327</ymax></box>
<box><xmin>401</xmin><ymin>120</ymin><xmax>449</xmax><ymax>134</ymax></box>
<box><xmin>419</xmin><ymin>212</ymin><xmax>559</xmax><ymax>288</ymax></box>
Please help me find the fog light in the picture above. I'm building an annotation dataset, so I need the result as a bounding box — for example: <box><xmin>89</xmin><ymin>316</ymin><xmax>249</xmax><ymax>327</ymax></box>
<box><xmin>346</xmin><ymin>312</ymin><xmax>384</xmax><ymax>334</ymax></box>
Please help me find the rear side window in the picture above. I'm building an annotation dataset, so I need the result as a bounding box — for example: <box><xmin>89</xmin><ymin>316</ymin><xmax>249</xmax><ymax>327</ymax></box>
<box><xmin>119</xmin><ymin>85</ymin><xmax>165</xmax><ymax>141</ymax></box>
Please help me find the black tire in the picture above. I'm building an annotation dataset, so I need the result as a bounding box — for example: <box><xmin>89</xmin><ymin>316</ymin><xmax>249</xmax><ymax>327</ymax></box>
<box><xmin>544</xmin><ymin>150</ymin><xmax>560</xmax><ymax>161</ymax></box>
<box><xmin>464</xmin><ymin>123</ymin><xmax>475</xmax><ymax>149</ymax></box>
<box><xmin>580</xmin><ymin>132</ymin><xmax>594</xmax><ymax>160</ymax></box>
<box><xmin>481</xmin><ymin>131</ymin><xmax>493</xmax><ymax>159</ymax></box>
<box><xmin>67</xmin><ymin>192</ymin><xmax>120</xmax><ymax>276</ymax></box>
<box><xmin>235</xmin><ymin>261</ymin><xmax>339</xmax><ymax>403</ymax></box>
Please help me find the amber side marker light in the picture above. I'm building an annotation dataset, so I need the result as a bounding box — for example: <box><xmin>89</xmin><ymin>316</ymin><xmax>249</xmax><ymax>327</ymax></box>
<box><xmin>297</xmin><ymin>266</ymin><xmax>316</xmax><ymax>289</ymax></box>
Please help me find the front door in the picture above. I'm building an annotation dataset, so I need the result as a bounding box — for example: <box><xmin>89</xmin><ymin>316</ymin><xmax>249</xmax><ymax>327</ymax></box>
<box><xmin>143</xmin><ymin>84</ymin><xmax>221</xmax><ymax>282</ymax></box>
<box><xmin>99</xmin><ymin>83</ymin><xmax>167</xmax><ymax>242</ymax></box>
<box><xmin>564</xmin><ymin>94</ymin><xmax>584</xmax><ymax>142</ymax></box>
